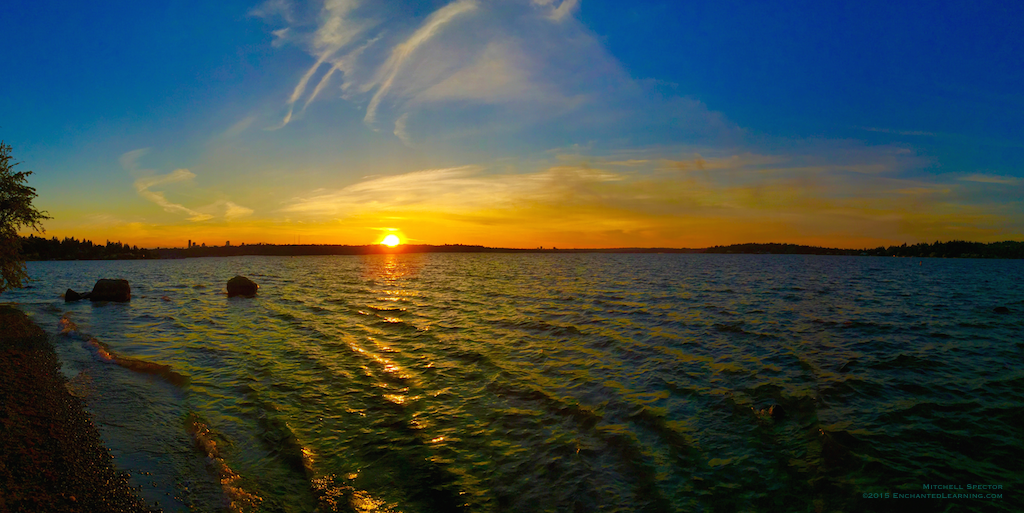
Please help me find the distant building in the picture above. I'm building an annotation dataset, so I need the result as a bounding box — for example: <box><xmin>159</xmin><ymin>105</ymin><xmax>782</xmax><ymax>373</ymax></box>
<box><xmin>226</xmin><ymin>241</ymin><xmax>231</xmax><ymax>247</ymax></box>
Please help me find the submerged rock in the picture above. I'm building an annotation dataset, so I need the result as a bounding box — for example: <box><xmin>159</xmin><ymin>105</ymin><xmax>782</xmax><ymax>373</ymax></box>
<box><xmin>993</xmin><ymin>306</ymin><xmax>1010</xmax><ymax>314</ymax></box>
<box><xmin>64</xmin><ymin>288</ymin><xmax>84</xmax><ymax>302</ymax></box>
<box><xmin>89</xmin><ymin>279</ymin><xmax>131</xmax><ymax>302</ymax></box>
<box><xmin>227</xmin><ymin>275</ymin><xmax>258</xmax><ymax>297</ymax></box>
<box><xmin>766</xmin><ymin>404</ymin><xmax>784</xmax><ymax>419</ymax></box>
<box><xmin>754</xmin><ymin>404</ymin><xmax>785</xmax><ymax>424</ymax></box>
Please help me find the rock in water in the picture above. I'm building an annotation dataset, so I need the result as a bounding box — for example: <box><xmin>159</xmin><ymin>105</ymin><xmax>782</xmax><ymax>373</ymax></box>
<box><xmin>993</xmin><ymin>306</ymin><xmax>1010</xmax><ymax>314</ymax></box>
<box><xmin>65</xmin><ymin>289</ymin><xmax>82</xmax><ymax>302</ymax></box>
<box><xmin>89</xmin><ymin>279</ymin><xmax>131</xmax><ymax>302</ymax></box>
<box><xmin>227</xmin><ymin>275</ymin><xmax>258</xmax><ymax>297</ymax></box>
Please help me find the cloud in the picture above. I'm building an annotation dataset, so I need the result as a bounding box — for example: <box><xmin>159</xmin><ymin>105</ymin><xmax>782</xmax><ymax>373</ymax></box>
<box><xmin>132</xmin><ymin>168</ymin><xmax>254</xmax><ymax>222</ymax></box>
<box><xmin>254</xmin><ymin>0</ymin><xmax>702</xmax><ymax>144</ymax></box>
<box><xmin>364</xmin><ymin>0</ymin><xmax>478</xmax><ymax>125</ymax></box>
<box><xmin>133</xmin><ymin>169</ymin><xmax>213</xmax><ymax>221</ymax></box>
<box><xmin>393</xmin><ymin>112</ymin><xmax>412</xmax><ymax>145</ymax></box>
<box><xmin>958</xmin><ymin>173</ymin><xmax>1019</xmax><ymax>184</ymax></box>
<box><xmin>119</xmin><ymin>148</ymin><xmax>150</xmax><ymax>171</ymax></box>
<box><xmin>280</xmin><ymin>164</ymin><xmax>625</xmax><ymax>216</ymax></box>
<box><xmin>857</xmin><ymin>126</ymin><xmax>936</xmax><ymax>137</ymax></box>
<box><xmin>222</xmin><ymin>115</ymin><xmax>257</xmax><ymax>138</ymax></box>
<box><xmin>531</xmin><ymin>0</ymin><xmax>579</xmax><ymax>21</ymax></box>
<box><xmin>249</xmin><ymin>0</ymin><xmax>295</xmax><ymax>24</ymax></box>
<box><xmin>257</xmin><ymin>0</ymin><xmax>373</xmax><ymax>128</ymax></box>
<box><xmin>269</xmin><ymin>141</ymin><xmax>1024</xmax><ymax>247</ymax></box>
<box><xmin>222</xmin><ymin>201</ymin><xmax>256</xmax><ymax>219</ymax></box>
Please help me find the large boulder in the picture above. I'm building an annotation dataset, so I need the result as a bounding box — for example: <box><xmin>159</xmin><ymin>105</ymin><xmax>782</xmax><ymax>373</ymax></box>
<box><xmin>89</xmin><ymin>279</ymin><xmax>131</xmax><ymax>302</ymax></box>
<box><xmin>227</xmin><ymin>275</ymin><xmax>258</xmax><ymax>297</ymax></box>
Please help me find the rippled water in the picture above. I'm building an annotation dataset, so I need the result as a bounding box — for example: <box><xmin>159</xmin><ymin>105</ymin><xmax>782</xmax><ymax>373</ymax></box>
<box><xmin>5</xmin><ymin>254</ymin><xmax>1023</xmax><ymax>512</ymax></box>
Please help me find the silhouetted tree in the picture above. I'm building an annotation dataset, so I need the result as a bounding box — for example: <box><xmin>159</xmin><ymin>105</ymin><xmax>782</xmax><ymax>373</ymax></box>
<box><xmin>1</xmin><ymin>141</ymin><xmax>50</xmax><ymax>293</ymax></box>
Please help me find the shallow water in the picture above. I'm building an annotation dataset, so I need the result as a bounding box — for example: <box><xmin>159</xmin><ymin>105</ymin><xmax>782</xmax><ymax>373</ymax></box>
<box><xmin>5</xmin><ymin>254</ymin><xmax>1023</xmax><ymax>512</ymax></box>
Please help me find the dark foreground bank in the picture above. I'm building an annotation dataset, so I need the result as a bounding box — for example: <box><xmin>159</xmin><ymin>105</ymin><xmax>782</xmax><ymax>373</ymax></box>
<box><xmin>0</xmin><ymin>305</ymin><xmax>159</xmax><ymax>513</ymax></box>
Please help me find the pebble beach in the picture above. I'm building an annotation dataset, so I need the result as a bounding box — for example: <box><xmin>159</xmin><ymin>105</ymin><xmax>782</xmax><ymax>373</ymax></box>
<box><xmin>0</xmin><ymin>305</ymin><xmax>159</xmax><ymax>513</ymax></box>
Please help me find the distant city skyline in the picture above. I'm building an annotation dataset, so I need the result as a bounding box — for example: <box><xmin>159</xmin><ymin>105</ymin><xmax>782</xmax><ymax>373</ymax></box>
<box><xmin>3</xmin><ymin>0</ymin><xmax>1022</xmax><ymax>248</ymax></box>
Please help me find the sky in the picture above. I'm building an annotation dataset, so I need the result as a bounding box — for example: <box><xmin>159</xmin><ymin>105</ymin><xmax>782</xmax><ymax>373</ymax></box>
<box><xmin>2</xmin><ymin>0</ymin><xmax>1022</xmax><ymax>249</ymax></box>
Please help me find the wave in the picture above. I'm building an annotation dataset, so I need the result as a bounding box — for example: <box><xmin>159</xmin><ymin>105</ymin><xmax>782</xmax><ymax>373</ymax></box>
<box><xmin>58</xmin><ymin>314</ymin><xmax>79</xmax><ymax>335</ymax></box>
<box><xmin>84</xmin><ymin>338</ymin><xmax>189</xmax><ymax>387</ymax></box>
<box><xmin>185</xmin><ymin>413</ymin><xmax>263</xmax><ymax>512</ymax></box>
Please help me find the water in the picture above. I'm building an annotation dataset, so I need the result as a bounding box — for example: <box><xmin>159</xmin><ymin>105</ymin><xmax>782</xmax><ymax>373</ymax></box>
<box><xmin>4</xmin><ymin>254</ymin><xmax>1023</xmax><ymax>512</ymax></box>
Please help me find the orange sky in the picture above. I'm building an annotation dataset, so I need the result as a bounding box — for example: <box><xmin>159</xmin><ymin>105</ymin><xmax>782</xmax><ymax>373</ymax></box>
<box><xmin>28</xmin><ymin>153</ymin><xmax>1022</xmax><ymax>249</ymax></box>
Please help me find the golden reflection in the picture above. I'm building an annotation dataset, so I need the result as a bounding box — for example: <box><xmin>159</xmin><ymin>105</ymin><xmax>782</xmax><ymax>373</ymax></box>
<box><xmin>383</xmin><ymin>393</ymin><xmax>408</xmax><ymax>405</ymax></box>
<box><xmin>351</xmin><ymin>490</ymin><xmax>396</xmax><ymax>512</ymax></box>
<box><xmin>301</xmin><ymin>446</ymin><xmax>316</xmax><ymax>475</ymax></box>
<box><xmin>361</xmin><ymin>253</ymin><xmax>422</xmax><ymax>284</ymax></box>
<box><xmin>350</xmin><ymin>341</ymin><xmax>412</xmax><ymax>379</ymax></box>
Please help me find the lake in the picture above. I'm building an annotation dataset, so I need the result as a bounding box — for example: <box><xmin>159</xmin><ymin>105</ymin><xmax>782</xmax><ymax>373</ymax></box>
<box><xmin>4</xmin><ymin>254</ymin><xmax>1022</xmax><ymax>512</ymax></box>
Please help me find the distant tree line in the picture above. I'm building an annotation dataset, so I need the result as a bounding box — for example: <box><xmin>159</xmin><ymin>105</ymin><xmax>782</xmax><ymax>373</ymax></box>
<box><xmin>19</xmin><ymin>235</ymin><xmax>157</xmax><ymax>260</ymax></box>
<box><xmin>704</xmin><ymin>243</ymin><xmax>855</xmax><ymax>255</ymax></box>
<box><xmin>704</xmin><ymin>241</ymin><xmax>1024</xmax><ymax>258</ymax></box>
<box><xmin>16</xmin><ymin>236</ymin><xmax>1024</xmax><ymax>260</ymax></box>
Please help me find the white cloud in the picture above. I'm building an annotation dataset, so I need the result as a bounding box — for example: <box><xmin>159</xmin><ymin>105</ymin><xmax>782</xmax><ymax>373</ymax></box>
<box><xmin>119</xmin><ymin>148</ymin><xmax>150</xmax><ymax>171</ymax></box>
<box><xmin>531</xmin><ymin>0</ymin><xmax>579</xmax><ymax>21</ymax></box>
<box><xmin>223</xmin><ymin>115</ymin><xmax>256</xmax><ymax>138</ymax></box>
<box><xmin>393</xmin><ymin>112</ymin><xmax>412</xmax><ymax>146</ymax></box>
<box><xmin>363</xmin><ymin>0</ymin><xmax>478</xmax><ymax>125</ymax></box>
<box><xmin>959</xmin><ymin>173</ymin><xmax>1019</xmax><ymax>184</ymax></box>
<box><xmin>254</xmin><ymin>0</ymin><xmax>654</xmax><ymax>143</ymax></box>
<box><xmin>280</xmin><ymin>164</ymin><xmax>623</xmax><ymax>216</ymax></box>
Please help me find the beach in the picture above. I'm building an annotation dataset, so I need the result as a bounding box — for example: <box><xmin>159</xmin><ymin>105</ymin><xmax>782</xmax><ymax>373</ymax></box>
<box><xmin>0</xmin><ymin>305</ymin><xmax>159</xmax><ymax>513</ymax></box>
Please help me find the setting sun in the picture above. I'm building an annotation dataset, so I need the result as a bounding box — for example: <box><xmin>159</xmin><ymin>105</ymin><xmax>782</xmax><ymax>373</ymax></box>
<box><xmin>381</xmin><ymin>234</ymin><xmax>401</xmax><ymax>247</ymax></box>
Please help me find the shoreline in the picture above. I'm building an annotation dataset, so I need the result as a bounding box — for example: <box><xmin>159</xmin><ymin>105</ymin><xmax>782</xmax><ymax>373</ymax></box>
<box><xmin>20</xmin><ymin>237</ymin><xmax>1024</xmax><ymax>260</ymax></box>
<box><xmin>0</xmin><ymin>305</ymin><xmax>160</xmax><ymax>513</ymax></box>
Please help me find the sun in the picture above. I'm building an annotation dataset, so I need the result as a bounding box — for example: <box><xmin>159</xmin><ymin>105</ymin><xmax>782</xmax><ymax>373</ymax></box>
<box><xmin>381</xmin><ymin>234</ymin><xmax>401</xmax><ymax>247</ymax></box>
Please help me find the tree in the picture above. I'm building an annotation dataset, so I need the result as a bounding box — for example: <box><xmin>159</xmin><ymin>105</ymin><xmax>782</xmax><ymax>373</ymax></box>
<box><xmin>1</xmin><ymin>140</ymin><xmax>50</xmax><ymax>293</ymax></box>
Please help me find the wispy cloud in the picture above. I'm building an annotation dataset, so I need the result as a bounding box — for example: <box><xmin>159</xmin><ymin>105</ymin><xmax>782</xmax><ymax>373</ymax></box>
<box><xmin>280</xmin><ymin>164</ymin><xmax>621</xmax><ymax>216</ymax></box>
<box><xmin>253</xmin><ymin>0</ymin><xmax>695</xmax><ymax>144</ymax></box>
<box><xmin>218</xmin><ymin>200</ymin><xmax>256</xmax><ymax>219</ymax></box>
<box><xmin>133</xmin><ymin>169</ymin><xmax>214</xmax><ymax>222</ymax></box>
<box><xmin>119</xmin><ymin>148</ymin><xmax>150</xmax><ymax>171</ymax></box>
<box><xmin>222</xmin><ymin>115</ymin><xmax>256</xmax><ymax>138</ymax></box>
<box><xmin>958</xmin><ymin>173</ymin><xmax>1019</xmax><ymax>185</ymax></box>
<box><xmin>857</xmin><ymin>126</ymin><xmax>936</xmax><ymax>137</ymax></box>
<box><xmin>256</xmin><ymin>0</ymin><xmax>372</xmax><ymax>128</ymax></box>
<box><xmin>122</xmin><ymin>150</ymin><xmax>254</xmax><ymax>222</ymax></box>
<box><xmin>531</xmin><ymin>0</ymin><xmax>579</xmax><ymax>22</ymax></box>
<box><xmin>364</xmin><ymin>0</ymin><xmax>478</xmax><ymax>125</ymax></box>
<box><xmin>271</xmin><ymin>143</ymin><xmax>1024</xmax><ymax>247</ymax></box>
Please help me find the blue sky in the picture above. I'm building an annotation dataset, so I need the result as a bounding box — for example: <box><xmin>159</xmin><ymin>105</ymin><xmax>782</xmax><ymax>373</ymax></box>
<box><xmin>3</xmin><ymin>0</ymin><xmax>1022</xmax><ymax>248</ymax></box>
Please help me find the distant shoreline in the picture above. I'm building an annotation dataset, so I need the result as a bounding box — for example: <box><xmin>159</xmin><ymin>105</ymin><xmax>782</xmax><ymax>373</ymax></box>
<box><xmin>19</xmin><ymin>237</ymin><xmax>1024</xmax><ymax>260</ymax></box>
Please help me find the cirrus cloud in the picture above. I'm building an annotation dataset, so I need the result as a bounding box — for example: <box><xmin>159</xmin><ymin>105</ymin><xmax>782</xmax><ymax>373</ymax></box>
<box><xmin>253</xmin><ymin>0</ymin><xmax>726</xmax><ymax>145</ymax></box>
<box><xmin>123</xmin><ymin>149</ymin><xmax>254</xmax><ymax>222</ymax></box>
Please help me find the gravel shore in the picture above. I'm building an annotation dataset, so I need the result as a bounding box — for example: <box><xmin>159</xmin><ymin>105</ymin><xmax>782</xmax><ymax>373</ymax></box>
<box><xmin>0</xmin><ymin>305</ymin><xmax>160</xmax><ymax>513</ymax></box>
